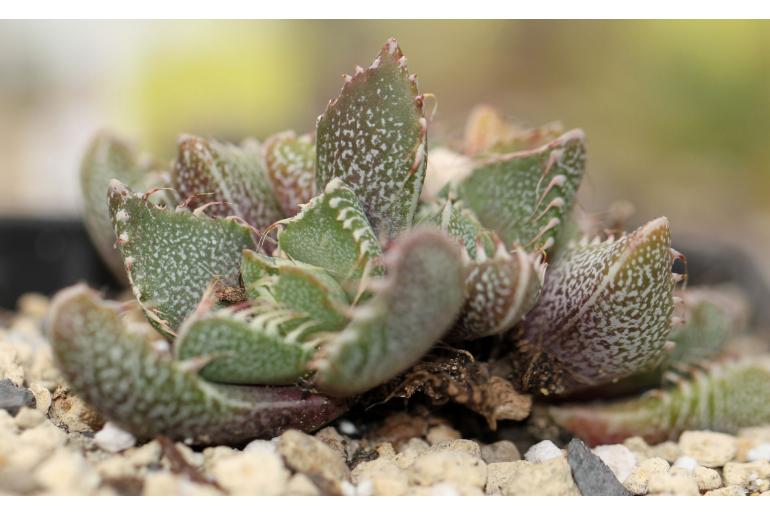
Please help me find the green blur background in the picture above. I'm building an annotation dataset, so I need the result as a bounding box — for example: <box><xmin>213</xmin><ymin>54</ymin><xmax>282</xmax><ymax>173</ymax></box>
<box><xmin>1</xmin><ymin>20</ymin><xmax>769</xmax><ymax>275</ymax></box>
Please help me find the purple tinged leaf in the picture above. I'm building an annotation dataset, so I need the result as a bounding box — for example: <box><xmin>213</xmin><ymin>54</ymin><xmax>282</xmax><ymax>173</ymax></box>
<box><xmin>48</xmin><ymin>285</ymin><xmax>348</xmax><ymax>445</ymax></box>
<box><xmin>263</xmin><ymin>131</ymin><xmax>316</xmax><ymax>217</ymax></box>
<box><xmin>173</xmin><ymin>135</ymin><xmax>284</xmax><ymax>234</ymax></box>
<box><xmin>516</xmin><ymin>217</ymin><xmax>677</xmax><ymax>396</ymax></box>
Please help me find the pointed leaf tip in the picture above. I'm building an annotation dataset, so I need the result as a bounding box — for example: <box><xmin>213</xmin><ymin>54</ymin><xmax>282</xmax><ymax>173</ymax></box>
<box><xmin>316</xmin><ymin>39</ymin><xmax>427</xmax><ymax>240</ymax></box>
<box><xmin>517</xmin><ymin>218</ymin><xmax>676</xmax><ymax>396</ymax></box>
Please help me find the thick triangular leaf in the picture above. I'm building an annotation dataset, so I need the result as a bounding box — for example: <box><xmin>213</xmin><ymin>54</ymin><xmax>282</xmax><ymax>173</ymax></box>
<box><xmin>456</xmin><ymin>129</ymin><xmax>585</xmax><ymax>251</ymax></box>
<box><xmin>311</xmin><ymin>229</ymin><xmax>465</xmax><ymax>396</ymax></box>
<box><xmin>173</xmin><ymin>135</ymin><xmax>283</xmax><ymax>233</ymax></box>
<box><xmin>48</xmin><ymin>285</ymin><xmax>347</xmax><ymax>445</ymax></box>
<box><xmin>450</xmin><ymin>243</ymin><xmax>545</xmax><ymax>341</ymax></box>
<box><xmin>80</xmin><ymin>132</ymin><xmax>169</xmax><ymax>282</ymax></box>
<box><xmin>316</xmin><ymin>37</ymin><xmax>427</xmax><ymax>240</ymax></box>
<box><xmin>516</xmin><ymin>218</ymin><xmax>677</xmax><ymax>396</ymax></box>
<box><xmin>278</xmin><ymin>178</ymin><xmax>383</xmax><ymax>294</ymax></box>
<box><xmin>549</xmin><ymin>356</ymin><xmax>770</xmax><ymax>445</ymax></box>
<box><xmin>108</xmin><ymin>180</ymin><xmax>254</xmax><ymax>336</ymax></box>
<box><xmin>263</xmin><ymin>131</ymin><xmax>316</xmax><ymax>217</ymax></box>
<box><xmin>175</xmin><ymin>305</ymin><xmax>315</xmax><ymax>385</ymax></box>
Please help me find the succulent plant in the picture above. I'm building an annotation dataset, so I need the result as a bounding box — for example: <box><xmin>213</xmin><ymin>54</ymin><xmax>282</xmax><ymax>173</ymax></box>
<box><xmin>49</xmin><ymin>38</ymin><xmax>770</xmax><ymax>446</ymax></box>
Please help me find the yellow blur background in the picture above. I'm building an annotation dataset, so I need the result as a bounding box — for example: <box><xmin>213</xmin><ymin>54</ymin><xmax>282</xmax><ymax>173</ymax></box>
<box><xmin>1</xmin><ymin>20</ymin><xmax>769</xmax><ymax>274</ymax></box>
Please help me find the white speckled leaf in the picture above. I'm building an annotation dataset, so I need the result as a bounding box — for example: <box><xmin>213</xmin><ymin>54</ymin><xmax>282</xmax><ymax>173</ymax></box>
<box><xmin>311</xmin><ymin>229</ymin><xmax>465</xmax><ymax>396</ymax></box>
<box><xmin>457</xmin><ymin>129</ymin><xmax>586</xmax><ymax>251</ymax></box>
<box><xmin>278</xmin><ymin>178</ymin><xmax>383</xmax><ymax>294</ymax></box>
<box><xmin>263</xmin><ymin>131</ymin><xmax>316</xmax><ymax>217</ymax></box>
<box><xmin>316</xmin><ymin>37</ymin><xmax>427</xmax><ymax>240</ymax></box>
<box><xmin>175</xmin><ymin>306</ymin><xmax>316</xmax><ymax>385</ymax></box>
<box><xmin>108</xmin><ymin>180</ymin><xmax>255</xmax><ymax>337</ymax></box>
<box><xmin>518</xmin><ymin>217</ymin><xmax>676</xmax><ymax>396</ymax></box>
<box><xmin>416</xmin><ymin>199</ymin><xmax>496</xmax><ymax>260</ymax></box>
<box><xmin>48</xmin><ymin>285</ymin><xmax>348</xmax><ymax>445</ymax></box>
<box><xmin>549</xmin><ymin>356</ymin><xmax>770</xmax><ymax>445</ymax></box>
<box><xmin>80</xmin><ymin>132</ymin><xmax>169</xmax><ymax>282</ymax></box>
<box><xmin>173</xmin><ymin>135</ymin><xmax>283</xmax><ymax>234</ymax></box>
<box><xmin>450</xmin><ymin>243</ymin><xmax>545</xmax><ymax>342</ymax></box>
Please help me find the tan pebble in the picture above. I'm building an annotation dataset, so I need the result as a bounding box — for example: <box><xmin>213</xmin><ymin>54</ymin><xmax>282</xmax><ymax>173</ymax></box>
<box><xmin>0</xmin><ymin>342</ymin><xmax>24</xmax><ymax>385</ymax></box>
<box><xmin>314</xmin><ymin>426</ymin><xmax>349</xmax><ymax>461</ymax></box>
<box><xmin>647</xmin><ymin>470</ymin><xmax>699</xmax><ymax>496</ymax></box>
<box><xmin>49</xmin><ymin>387</ymin><xmax>103</xmax><ymax>433</ymax></box>
<box><xmin>285</xmin><ymin>474</ymin><xmax>320</xmax><ymax>496</ymax></box>
<box><xmin>14</xmin><ymin>406</ymin><xmax>45</xmax><ymax>430</ymax></box>
<box><xmin>679</xmin><ymin>431</ymin><xmax>736</xmax><ymax>467</ymax></box>
<box><xmin>352</xmin><ymin>456</ymin><xmax>408</xmax><ymax>495</ymax></box>
<box><xmin>394</xmin><ymin>438</ymin><xmax>429</xmax><ymax>468</ymax></box>
<box><xmin>202</xmin><ymin>446</ymin><xmax>239</xmax><ymax>471</ymax></box>
<box><xmin>19</xmin><ymin>419</ymin><xmax>66</xmax><ymax>451</ymax></box>
<box><xmin>429</xmin><ymin>438</ymin><xmax>481</xmax><ymax>458</ymax></box>
<box><xmin>94</xmin><ymin>422</ymin><xmax>136</xmax><ymax>453</ymax></box>
<box><xmin>650</xmin><ymin>441</ymin><xmax>681</xmax><ymax>463</ymax></box>
<box><xmin>211</xmin><ymin>448</ymin><xmax>289</xmax><ymax>495</ymax></box>
<box><xmin>489</xmin><ymin>458</ymin><xmax>578</xmax><ymax>496</ymax></box>
<box><xmin>481</xmin><ymin>440</ymin><xmax>520</xmax><ymax>464</ymax></box>
<box><xmin>409</xmin><ymin>482</ymin><xmax>483</xmax><ymax>496</ymax></box>
<box><xmin>28</xmin><ymin>383</ymin><xmax>51</xmax><ymax>414</ymax></box>
<box><xmin>173</xmin><ymin>442</ymin><xmax>204</xmax><ymax>469</ymax></box>
<box><xmin>95</xmin><ymin>455</ymin><xmax>137</xmax><ymax>479</ymax></box>
<box><xmin>694</xmin><ymin>466</ymin><xmax>722</xmax><ymax>491</ymax></box>
<box><xmin>17</xmin><ymin>293</ymin><xmax>50</xmax><ymax>319</ymax></box>
<box><xmin>408</xmin><ymin>449</ymin><xmax>486</xmax><ymax>489</ymax></box>
<box><xmin>27</xmin><ymin>346</ymin><xmax>60</xmax><ymax>388</ymax></box>
<box><xmin>723</xmin><ymin>461</ymin><xmax>770</xmax><ymax>491</ymax></box>
<box><xmin>143</xmin><ymin>471</ymin><xmax>221</xmax><ymax>496</ymax></box>
<box><xmin>124</xmin><ymin>440</ymin><xmax>162</xmax><ymax>469</ymax></box>
<box><xmin>623</xmin><ymin>436</ymin><xmax>652</xmax><ymax>461</ymax></box>
<box><xmin>623</xmin><ymin>457</ymin><xmax>670</xmax><ymax>495</ymax></box>
<box><xmin>704</xmin><ymin>485</ymin><xmax>747</xmax><ymax>496</ymax></box>
<box><xmin>426</xmin><ymin>425</ymin><xmax>461</xmax><ymax>445</ymax></box>
<box><xmin>35</xmin><ymin>448</ymin><xmax>101</xmax><ymax>495</ymax></box>
<box><xmin>0</xmin><ymin>409</ymin><xmax>16</xmax><ymax>434</ymax></box>
<box><xmin>278</xmin><ymin>429</ymin><xmax>350</xmax><ymax>489</ymax></box>
<box><xmin>736</xmin><ymin>427</ymin><xmax>770</xmax><ymax>461</ymax></box>
<box><xmin>375</xmin><ymin>442</ymin><xmax>396</xmax><ymax>459</ymax></box>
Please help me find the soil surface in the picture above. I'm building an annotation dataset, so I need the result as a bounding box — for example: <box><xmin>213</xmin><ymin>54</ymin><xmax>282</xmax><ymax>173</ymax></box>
<box><xmin>2</xmin><ymin>293</ymin><xmax>770</xmax><ymax>496</ymax></box>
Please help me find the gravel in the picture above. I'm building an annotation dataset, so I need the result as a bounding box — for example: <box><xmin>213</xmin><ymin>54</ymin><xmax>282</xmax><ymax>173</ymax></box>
<box><xmin>3</xmin><ymin>292</ymin><xmax>770</xmax><ymax>496</ymax></box>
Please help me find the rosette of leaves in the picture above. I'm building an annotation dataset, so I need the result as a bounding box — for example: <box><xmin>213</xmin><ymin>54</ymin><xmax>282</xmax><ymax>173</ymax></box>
<box><xmin>49</xmin><ymin>38</ymin><xmax>770</xmax><ymax>446</ymax></box>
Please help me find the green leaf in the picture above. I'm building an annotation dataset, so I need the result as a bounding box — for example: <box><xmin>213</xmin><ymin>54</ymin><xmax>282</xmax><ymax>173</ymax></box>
<box><xmin>315</xmin><ymin>37</ymin><xmax>427</xmax><ymax>240</ymax></box>
<box><xmin>241</xmin><ymin>250</ymin><xmax>350</xmax><ymax>336</ymax></box>
<box><xmin>450</xmin><ymin>243</ymin><xmax>545</xmax><ymax>341</ymax></box>
<box><xmin>456</xmin><ymin>129</ymin><xmax>585</xmax><ymax>251</ymax></box>
<box><xmin>263</xmin><ymin>131</ymin><xmax>316</xmax><ymax>217</ymax></box>
<box><xmin>108</xmin><ymin>180</ymin><xmax>254</xmax><ymax>336</ymax></box>
<box><xmin>80</xmin><ymin>132</ymin><xmax>169</xmax><ymax>282</ymax></box>
<box><xmin>311</xmin><ymin>229</ymin><xmax>465</xmax><ymax>396</ymax></box>
<box><xmin>416</xmin><ymin>199</ymin><xmax>496</xmax><ymax>260</ymax></box>
<box><xmin>549</xmin><ymin>356</ymin><xmax>770</xmax><ymax>445</ymax></box>
<box><xmin>278</xmin><ymin>178</ymin><xmax>383</xmax><ymax>295</ymax></box>
<box><xmin>516</xmin><ymin>217</ymin><xmax>676</xmax><ymax>397</ymax></box>
<box><xmin>175</xmin><ymin>305</ymin><xmax>315</xmax><ymax>385</ymax></box>
<box><xmin>173</xmin><ymin>135</ymin><xmax>283</xmax><ymax>234</ymax></box>
<box><xmin>48</xmin><ymin>285</ymin><xmax>348</xmax><ymax>445</ymax></box>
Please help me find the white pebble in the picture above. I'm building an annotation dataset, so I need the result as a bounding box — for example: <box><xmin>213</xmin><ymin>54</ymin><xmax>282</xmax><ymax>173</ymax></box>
<box><xmin>338</xmin><ymin>420</ymin><xmax>357</xmax><ymax>435</ymax></box>
<box><xmin>94</xmin><ymin>422</ymin><xmax>136</xmax><ymax>453</ymax></box>
<box><xmin>673</xmin><ymin>455</ymin><xmax>699</xmax><ymax>471</ymax></box>
<box><xmin>525</xmin><ymin>440</ymin><xmax>563</xmax><ymax>463</ymax></box>
<box><xmin>747</xmin><ymin>443</ymin><xmax>770</xmax><ymax>462</ymax></box>
<box><xmin>593</xmin><ymin>444</ymin><xmax>637</xmax><ymax>482</ymax></box>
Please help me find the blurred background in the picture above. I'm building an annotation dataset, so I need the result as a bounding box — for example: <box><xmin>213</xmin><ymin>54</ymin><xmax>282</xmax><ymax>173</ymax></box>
<box><xmin>1</xmin><ymin>20</ymin><xmax>769</xmax><ymax>287</ymax></box>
